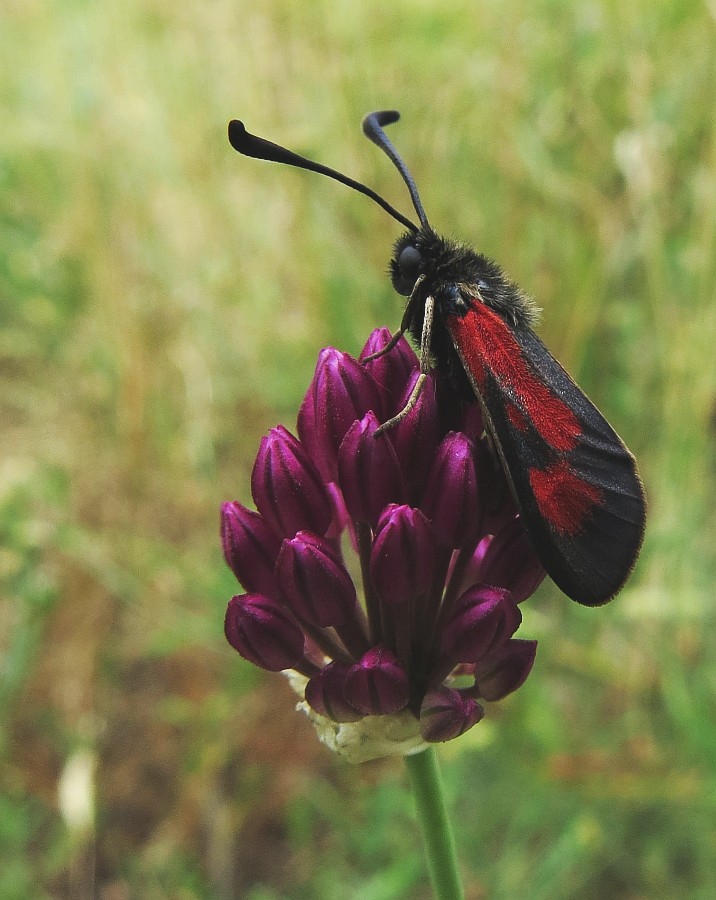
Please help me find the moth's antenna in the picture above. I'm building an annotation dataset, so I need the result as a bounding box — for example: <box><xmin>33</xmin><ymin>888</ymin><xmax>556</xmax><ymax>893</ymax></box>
<box><xmin>229</xmin><ymin>120</ymin><xmax>418</xmax><ymax>233</ymax></box>
<box><xmin>362</xmin><ymin>111</ymin><xmax>429</xmax><ymax>229</ymax></box>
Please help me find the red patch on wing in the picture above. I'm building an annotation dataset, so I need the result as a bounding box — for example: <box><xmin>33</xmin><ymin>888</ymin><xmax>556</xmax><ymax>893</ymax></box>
<box><xmin>448</xmin><ymin>305</ymin><xmax>581</xmax><ymax>451</ymax></box>
<box><xmin>506</xmin><ymin>403</ymin><xmax>529</xmax><ymax>432</ymax></box>
<box><xmin>529</xmin><ymin>460</ymin><xmax>603</xmax><ymax>535</ymax></box>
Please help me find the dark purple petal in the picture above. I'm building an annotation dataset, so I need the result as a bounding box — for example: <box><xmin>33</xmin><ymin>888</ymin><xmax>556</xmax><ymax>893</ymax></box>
<box><xmin>324</xmin><ymin>481</ymin><xmax>352</xmax><ymax>537</ymax></box>
<box><xmin>475</xmin><ymin>639</ymin><xmax>538</xmax><ymax>701</ymax></box>
<box><xmin>224</xmin><ymin>594</ymin><xmax>305</xmax><ymax>671</ymax></box>
<box><xmin>344</xmin><ymin>646</ymin><xmax>410</xmax><ymax>714</ymax></box>
<box><xmin>276</xmin><ymin>531</ymin><xmax>357</xmax><ymax>627</ymax></box>
<box><xmin>389</xmin><ymin>371</ymin><xmax>442</xmax><ymax>493</ymax></box>
<box><xmin>338</xmin><ymin>412</ymin><xmax>407</xmax><ymax>525</ymax></box>
<box><xmin>359</xmin><ymin>328</ymin><xmax>418</xmax><ymax>414</ymax></box>
<box><xmin>470</xmin><ymin>519</ymin><xmax>546</xmax><ymax>602</ymax></box>
<box><xmin>419</xmin><ymin>686</ymin><xmax>484</xmax><ymax>742</ymax></box>
<box><xmin>295</xmin><ymin>378</ymin><xmax>323</xmax><ymax>474</ymax></box>
<box><xmin>251</xmin><ymin>425</ymin><xmax>333</xmax><ymax>539</ymax></box>
<box><xmin>305</xmin><ymin>660</ymin><xmax>365</xmax><ymax>722</ymax></box>
<box><xmin>421</xmin><ymin>432</ymin><xmax>481</xmax><ymax>548</ymax></box>
<box><xmin>370</xmin><ymin>505</ymin><xmax>438</xmax><ymax>604</ymax></box>
<box><xmin>440</xmin><ymin>585</ymin><xmax>519</xmax><ymax>664</ymax></box>
<box><xmin>220</xmin><ymin>502</ymin><xmax>281</xmax><ymax>595</ymax></box>
<box><xmin>297</xmin><ymin>348</ymin><xmax>383</xmax><ymax>481</ymax></box>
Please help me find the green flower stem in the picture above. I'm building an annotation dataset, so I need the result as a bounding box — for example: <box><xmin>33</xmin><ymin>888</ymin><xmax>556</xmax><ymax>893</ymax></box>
<box><xmin>404</xmin><ymin>747</ymin><xmax>464</xmax><ymax>900</ymax></box>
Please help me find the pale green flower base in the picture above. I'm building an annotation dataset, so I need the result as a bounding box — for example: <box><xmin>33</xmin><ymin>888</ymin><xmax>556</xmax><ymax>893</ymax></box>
<box><xmin>284</xmin><ymin>670</ymin><xmax>429</xmax><ymax>763</ymax></box>
<box><xmin>285</xmin><ymin>671</ymin><xmax>464</xmax><ymax>897</ymax></box>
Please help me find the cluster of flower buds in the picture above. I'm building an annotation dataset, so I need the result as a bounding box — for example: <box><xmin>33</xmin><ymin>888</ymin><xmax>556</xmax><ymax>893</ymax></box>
<box><xmin>222</xmin><ymin>329</ymin><xmax>544</xmax><ymax>759</ymax></box>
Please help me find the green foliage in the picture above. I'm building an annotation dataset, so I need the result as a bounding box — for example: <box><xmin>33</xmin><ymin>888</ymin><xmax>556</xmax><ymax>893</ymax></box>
<box><xmin>2</xmin><ymin>0</ymin><xmax>715</xmax><ymax>897</ymax></box>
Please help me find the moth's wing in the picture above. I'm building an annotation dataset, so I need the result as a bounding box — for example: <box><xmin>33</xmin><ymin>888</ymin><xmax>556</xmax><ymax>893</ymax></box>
<box><xmin>447</xmin><ymin>304</ymin><xmax>646</xmax><ymax>606</ymax></box>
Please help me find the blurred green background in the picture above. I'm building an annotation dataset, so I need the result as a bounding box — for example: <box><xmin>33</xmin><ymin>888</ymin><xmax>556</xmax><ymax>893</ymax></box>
<box><xmin>2</xmin><ymin>1</ymin><xmax>715</xmax><ymax>897</ymax></box>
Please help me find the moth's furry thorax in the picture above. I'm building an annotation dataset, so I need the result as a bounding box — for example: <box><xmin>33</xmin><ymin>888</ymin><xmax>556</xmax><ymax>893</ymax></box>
<box><xmin>388</xmin><ymin>226</ymin><xmax>538</xmax><ymax>396</ymax></box>
<box><xmin>390</xmin><ymin>226</ymin><xmax>538</xmax><ymax>328</ymax></box>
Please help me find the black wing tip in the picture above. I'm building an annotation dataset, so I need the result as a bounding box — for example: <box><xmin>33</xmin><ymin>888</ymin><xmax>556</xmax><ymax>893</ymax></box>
<box><xmin>578</xmin><ymin>477</ymin><xmax>647</xmax><ymax>607</ymax></box>
<box><xmin>552</xmin><ymin>502</ymin><xmax>647</xmax><ymax>607</ymax></box>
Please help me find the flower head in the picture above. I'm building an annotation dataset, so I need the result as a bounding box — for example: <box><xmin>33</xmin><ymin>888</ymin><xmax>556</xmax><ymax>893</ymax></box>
<box><xmin>221</xmin><ymin>330</ymin><xmax>544</xmax><ymax>762</ymax></box>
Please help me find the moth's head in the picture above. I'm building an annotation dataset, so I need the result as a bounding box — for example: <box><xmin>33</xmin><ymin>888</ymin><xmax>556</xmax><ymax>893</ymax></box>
<box><xmin>390</xmin><ymin>232</ymin><xmax>425</xmax><ymax>296</ymax></box>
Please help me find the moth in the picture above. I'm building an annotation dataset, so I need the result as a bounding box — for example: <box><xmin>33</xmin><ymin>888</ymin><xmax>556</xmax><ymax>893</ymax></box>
<box><xmin>229</xmin><ymin>110</ymin><xmax>646</xmax><ymax>606</ymax></box>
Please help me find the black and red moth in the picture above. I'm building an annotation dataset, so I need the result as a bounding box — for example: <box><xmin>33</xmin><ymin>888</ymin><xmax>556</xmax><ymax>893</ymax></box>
<box><xmin>228</xmin><ymin>110</ymin><xmax>646</xmax><ymax>607</ymax></box>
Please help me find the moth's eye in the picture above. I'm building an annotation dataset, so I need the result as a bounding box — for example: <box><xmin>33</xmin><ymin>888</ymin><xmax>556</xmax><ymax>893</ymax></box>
<box><xmin>398</xmin><ymin>245</ymin><xmax>422</xmax><ymax>278</ymax></box>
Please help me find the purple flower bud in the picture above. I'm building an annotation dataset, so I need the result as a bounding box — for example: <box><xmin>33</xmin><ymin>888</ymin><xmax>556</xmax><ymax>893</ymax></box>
<box><xmin>276</xmin><ymin>531</ymin><xmax>357</xmax><ymax>627</ymax></box>
<box><xmin>305</xmin><ymin>660</ymin><xmax>365</xmax><ymax>722</ymax></box>
<box><xmin>344</xmin><ymin>646</ymin><xmax>410</xmax><ymax>715</ymax></box>
<box><xmin>359</xmin><ymin>328</ymin><xmax>418</xmax><ymax>412</ymax></box>
<box><xmin>324</xmin><ymin>481</ymin><xmax>352</xmax><ymax>537</ymax></box>
<box><xmin>297</xmin><ymin>348</ymin><xmax>384</xmax><ymax>481</ymax></box>
<box><xmin>251</xmin><ymin>425</ymin><xmax>333</xmax><ymax>539</ymax></box>
<box><xmin>468</xmin><ymin>519</ymin><xmax>546</xmax><ymax>602</ymax></box>
<box><xmin>224</xmin><ymin>594</ymin><xmax>305</xmax><ymax>671</ymax></box>
<box><xmin>370</xmin><ymin>505</ymin><xmax>438</xmax><ymax>604</ymax></box>
<box><xmin>220</xmin><ymin>502</ymin><xmax>281</xmax><ymax>595</ymax></box>
<box><xmin>421</xmin><ymin>432</ymin><xmax>481</xmax><ymax>548</ymax></box>
<box><xmin>419</xmin><ymin>686</ymin><xmax>484</xmax><ymax>742</ymax></box>
<box><xmin>389</xmin><ymin>371</ymin><xmax>442</xmax><ymax>492</ymax></box>
<box><xmin>338</xmin><ymin>412</ymin><xmax>407</xmax><ymax>525</ymax></box>
<box><xmin>440</xmin><ymin>585</ymin><xmax>520</xmax><ymax>664</ymax></box>
<box><xmin>360</xmin><ymin>327</ymin><xmax>392</xmax><ymax>360</ymax></box>
<box><xmin>475</xmin><ymin>639</ymin><xmax>538</xmax><ymax>701</ymax></box>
